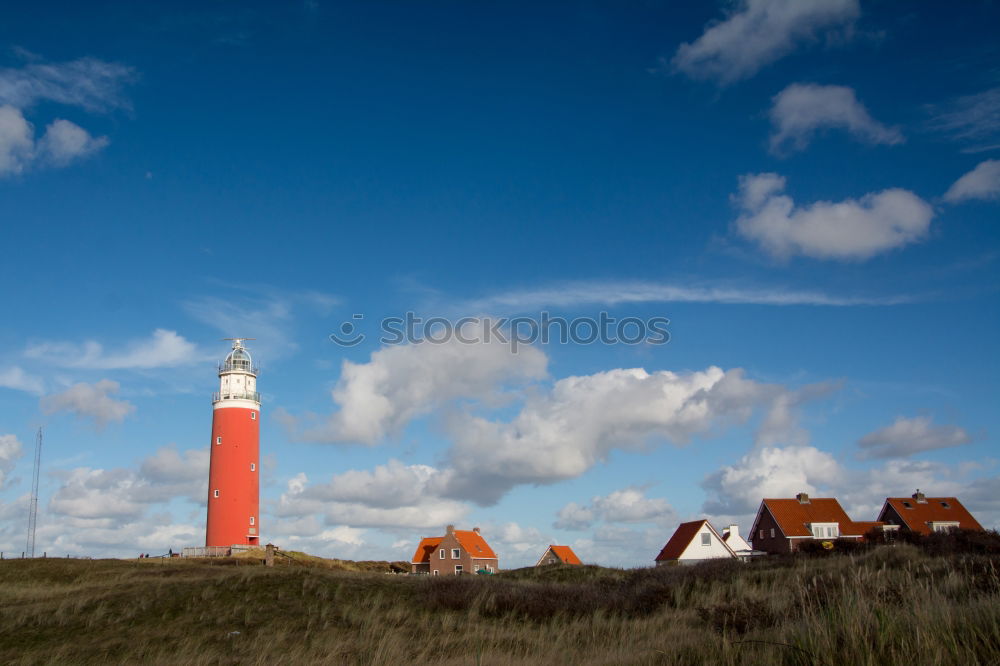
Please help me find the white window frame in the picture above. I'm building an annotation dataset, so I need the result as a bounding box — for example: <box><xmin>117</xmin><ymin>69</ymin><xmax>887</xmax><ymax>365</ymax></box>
<box><xmin>432</xmin><ymin>570</ymin><xmax>439</xmax><ymax>576</ymax></box>
<box><xmin>216</xmin><ymin>436</ymin><xmax>222</xmax><ymax>445</ymax></box>
<box><xmin>250</xmin><ymin>463</ymin><xmax>256</xmax><ymax>472</ymax></box>
<box><xmin>770</xmin><ymin>528</ymin><xmax>775</xmax><ymax>538</ymax></box>
<box><xmin>701</xmin><ymin>533</ymin><xmax>711</xmax><ymax>546</ymax></box>
<box><xmin>213</xmin><ymin>489</ymin><xmax>219</xmax><ymax>498</ymax></box>
<box><xmin>439</xmin><ymin>549</ymin><xmax>445</xmax><ymax>559</ymax></box>
<box><xmin>759</xmin><ymin>529</ymin><xmax>764</xmax><ymax>539</ymax></box>
<box><xmin>250</xmin><ymin>516</ymin><xmax>255</xmax><ymax>526</ymax></box>
<box><xmin>251</xmin><ymin>411</ymin><xmax>256</xmax><ymax>420</ymax></box>
<box><xmin>455</xmin><ymin>565</ymin><xmax>463</xmax><ymax>574</ymax></box>
<box><xmin>452</xmin><ymin>548</ymin><xmax>461</xmax><ymax>559</ymax></box>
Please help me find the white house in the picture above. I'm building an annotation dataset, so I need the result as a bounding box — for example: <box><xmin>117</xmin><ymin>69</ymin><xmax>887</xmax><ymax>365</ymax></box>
<box><xmin>654</xmin><ymin>520</ymin><xmax>736</xmax><ymax>566</ymax></box>
<box><xmin>721</xmin><ymin>524</ymin><xmax>755</xmax><ymax>559</ymax></box>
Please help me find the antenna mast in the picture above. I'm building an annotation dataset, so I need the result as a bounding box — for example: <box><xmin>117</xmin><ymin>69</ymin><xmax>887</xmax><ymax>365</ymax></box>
<box><xmin>26</xmin><ymin>427</ymin><xmax>42</xmax><ymax>558</ymax></box>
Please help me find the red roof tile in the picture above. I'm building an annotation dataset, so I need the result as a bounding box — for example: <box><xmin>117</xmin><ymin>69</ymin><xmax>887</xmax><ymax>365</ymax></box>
<box><xmin>655</xmin><ymin>520</ymin><xmax>708</xmax><ymax>561</ymax></box>
<box><xmin>548</xmin><ymin>545</ymin><xmax>582</xmax><ymax>565</ymax></box>
<box><xmin>411</xmin><ymin>537</ymin><xmax>443</xmax><ymax>564</ymax></box>
<box><xmin>454</xmin><ymin>530</ymin><xmax>497</xmax><ymax>559</ymax></box>
<box><xmin>762</xmin><ymin>498</ymin><xmax>871</xmax><ymax>537</ymax></box>
<box><xmin>884</xmin><ymin>497</ymin><xmax>983</xmax><ymax>535</ymax></box>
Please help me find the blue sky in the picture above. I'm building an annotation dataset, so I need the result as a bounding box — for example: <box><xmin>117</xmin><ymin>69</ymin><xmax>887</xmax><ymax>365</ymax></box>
<box><xmin>0</xmin><ymin>1</ymin><xmax>998</xmax><ymax>566</ymax></box>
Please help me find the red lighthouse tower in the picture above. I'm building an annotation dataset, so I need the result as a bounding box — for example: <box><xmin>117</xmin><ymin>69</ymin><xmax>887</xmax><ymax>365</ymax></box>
<box><xmin>205</xmin><ymin>338</ymin><xmax>261</xmax><ymax>547</ymax></box>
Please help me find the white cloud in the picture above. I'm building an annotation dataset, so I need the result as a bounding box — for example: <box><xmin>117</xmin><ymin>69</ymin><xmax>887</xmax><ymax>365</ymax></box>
<box><xmin>734</xmin><ymin>173</ymin><xmax>933</xmax><ymax>260</ymax></box>
<box><xmin>458</xmin><ymin>279</ymin><xmax>911</xmax><ymax>311</ymax></box>
<box><xmin>26</xmin><ymin>329</ymin><xmax>202</xmax><ymax>369</ymax></box>
<box><xmin>857</xmin><ymin>415</ymin><xmax>972</xmax><ymax>459</ymax></box>
<box><xmin>769</xmin><ymin>83</ymin><xmax>903</xmax><ymax>154</ymax></box>
<box><xmin>304</xmin><ymin>323</ymin><xmax>548</xmax><ymax>444</ymax></box>
<box><xmin>36</xmin><ymin>118</ymin><xmax>109</xmax><ymax>166</ymax></box>
<box><xmin>0</xmin><ymin>366</ymin><xmax>44</xmax><ymax>394</ymax></box>
<box><xmin>40</xmin><ymin>379</ymin><xmax>135</xmax><ymax>427</ymax></box>
<box><xmin>0</xmin><ymin>56</ymin><xmax>135</xmax><ymax>112</ymax></box>
<box><xmin>672</xmin><ymin>0</ymin><xmax>859</xmax><ymax>84</ymax></box>
<box><xmin>274</xmin><ymin>466</ymin><xmax>470</xmax><ymax>530</ymax></box>
<box><xmin>555</xmin><ymin>487</ymin><xmax>677</xmax><ymax>530</ymax></box>
<box><xmin>441</xmin><ymin>366</ymin><xmax>810</xmax><ymax>504</ymax></box>
<box><xmin>943</xmin><ymin>160</ymin><xmax>1000</xmax><ymax>203</ymax></box>
<box><xmin>0</xmin><ymin>105</ymin><xmax>109</xmax><ymax>176</ymax></box>
<box><xmin>930</xmin><ymin>87</ymin><xmax>1000</xmax><ymax>146</ymax></box>
<box><xmin>702</xmin><ymin>445</ymin><xmax>843</xmax><ymax>515</ymax></box>
<box><xmin>0</xmin><ymin>104</ymin><xmax>34</xmax><ymax>175</ymax></box>
<box><xmin>0</xmin><ymin>434</ymin><xmax>23</xmax><ymax>490</ymax></box>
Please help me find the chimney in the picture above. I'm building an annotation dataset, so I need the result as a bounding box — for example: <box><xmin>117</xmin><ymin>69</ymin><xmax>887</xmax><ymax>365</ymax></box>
<box><xmin>796</xmin><ymin>492</ymin><xmax>810</xmax><ymax>504</ymax></box>
<box><xmin>472</xmin><ymin>526</ymin><xmax>480</xmax><ymax>534</ymax></box>
<box><xmin>446</xmin><ymin>524</ymin><xmax>455</xmax><ymax>534</ymax></box>
<box><xmin>913</xmin><ymin>490</ymin><xmax>927</xmax><ymax>503</ymax></box>
<box><xmin>727</xmin><ymin>524</ymin><xmax>740</xmax><ymax>539</ymax></box>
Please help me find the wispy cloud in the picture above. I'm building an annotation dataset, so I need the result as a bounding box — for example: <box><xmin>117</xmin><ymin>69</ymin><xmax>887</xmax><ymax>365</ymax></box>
<box><xmin>0</xmin><ymin>55</ymin><xmax>136</xmax><ymax>112</ymax></box>
<box><xmin>0</xmin><ymin>366</ymin><xmax>44</xmax><ymax>395</ymax></box>
<box><xmin>25</xmin><ymin>329</ymin><xmax>204</xmax><ymax>370</ymax></box>
<box><xmin>456</xmin><ymin>279</ymin><xmax>913</xmax><ymax>313</ymax></box>
<box><xmin>671</xmin><ymin>0</ymin><xmax>859</xmax><ymax>84</ymax></box>
<box><xmin>41</xmin><ymin>379</ymin><xmax>135</xmax><ymax>429</ymax></box>
<box><xmin>929</xmin><ymin>87</ymin><xmax>1000</xmax><ymax>149</ymax></box>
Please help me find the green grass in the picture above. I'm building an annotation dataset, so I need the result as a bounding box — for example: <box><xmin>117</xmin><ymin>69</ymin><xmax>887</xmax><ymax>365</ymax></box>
<box><xmin>2</xmin><ymin>545</ymin><xmax>998</xmax><ymax>665</ymax></box>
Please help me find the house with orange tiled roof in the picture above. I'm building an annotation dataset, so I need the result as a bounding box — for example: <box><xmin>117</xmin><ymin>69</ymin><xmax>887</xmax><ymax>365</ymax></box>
<box><xmin>877</xmin><ymin>491</ymin><xmax>983</xmax><ymax>535</ymax></box>
<box><xmin>535</xmin><ymin>545</ymin><xmax>582</xmax><ymax>566</ymax></box>
<box><xmin>410</xmin><ymin>525</ymin><xmax>498</xmax><ymax>575</ymax></box>
<box><xmin>750</xmin><ymin>493</ymin><xmax>880</xmax><ymax>555</ymax></box>
<box><xmin>655</xmin><ymin>520</ymin><xmax>736</xmax><ymax>566</ymax></box>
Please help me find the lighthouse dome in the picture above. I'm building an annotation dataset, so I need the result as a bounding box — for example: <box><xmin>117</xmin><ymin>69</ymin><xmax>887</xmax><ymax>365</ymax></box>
<box><xmin>223</xmin><ymin>346</ymin><xmax>254</xmax><ymax>373</ymax></box>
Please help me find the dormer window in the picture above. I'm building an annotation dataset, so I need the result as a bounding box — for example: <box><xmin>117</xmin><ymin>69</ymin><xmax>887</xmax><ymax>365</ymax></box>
<box><xmin>810</xmin><ymin>523</ymin><xmax>839</xmax><ymax>538</ymax></box>
<box><xmin>940</xmin><ymin>501</ymin><xmax>950</xmax><ymax>509</ymax></box>
<box><xmin>902</xmin><ymin>501</ymin><xmax>912</xmax><ymax>508</ymax></box>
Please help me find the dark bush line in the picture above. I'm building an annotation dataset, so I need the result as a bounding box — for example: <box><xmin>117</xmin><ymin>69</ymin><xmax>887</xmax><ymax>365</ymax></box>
<box><xmin>795</xmin><ymin>529</ymin><xmax>1000</xmax><ymax>557</ymax></box>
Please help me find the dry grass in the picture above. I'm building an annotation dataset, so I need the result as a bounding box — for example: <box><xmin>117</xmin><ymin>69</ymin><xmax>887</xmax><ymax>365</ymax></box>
<box><xmin>2</xmin><ymin>545</ymin><xmax>998</xmax><ymax>665</ymax></box>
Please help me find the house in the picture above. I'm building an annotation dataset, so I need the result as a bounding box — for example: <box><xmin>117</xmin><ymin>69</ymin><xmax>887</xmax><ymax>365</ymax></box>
<box><xmin>750</xmin><ymin>493</ymin><xmax>879</xmax><ymax>555</ymax></box>
<box><xmin>535</xmin><ymin>545</ymin><xmax>582</xmax><ymax>567</ymax></box>
<box><xmin>410</xmin><ymin>525</ymin><xmax>498</xmax><ymax>575</ymax></box>
<box><xmin>877</xmin><ymin>491</ymin><xmax>983</xmax><ymax>535</ymax></box>
<box><xmin>720</xmin><ymin>524</ymin><xmax>756</xmax><ymax>559</ymax></box>
<box><xmin>655</xmin><ymin>520</ymin><xmax>736</xmax><ymax>566</ymax></box>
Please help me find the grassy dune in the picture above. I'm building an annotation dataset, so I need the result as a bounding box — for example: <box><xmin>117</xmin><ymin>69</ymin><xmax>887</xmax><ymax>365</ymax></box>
<box><xmin>2</xmin><ymin>545</ymin><xmax>998</xmax><ymax>665</ymax></box>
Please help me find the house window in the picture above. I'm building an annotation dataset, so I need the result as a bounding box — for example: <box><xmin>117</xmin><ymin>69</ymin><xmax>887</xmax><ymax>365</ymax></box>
<box><xmin>455</xmin><ymin>565</ymin><xmax>463</xmax><ymax>574</ymax></box>
<box><xmin>251</xmin><ymin>411</ymin><xmax>256</xmax><ymax>420</ymax></box>
<box><xmin>250</xmin><ymin>516</ymin><xmax>255</xmax><ymax>526</ymax></box>
<box><xmin>940</xmin><ymin>501</ymin><xmax>951</xmax><ymax>509</ymax></box>
<box><xmin>701</xmin><ymin>533</ymin><xmax>711</xmax><ymax>546</ymax></box>
<box><xmin>759</xmin><ymin>529</ymin><xmax>764</xmax><ymax>539</ymax></box>
<box><xmin>439</xmin><ymin>550</ymin><xmax>445</xmax><ymax>559</ymax></box>
<box><xmin>213</xmin><ymin>489</ymin><xmax>219</xmax><ymax>498</ymax></box>
<box><xmin>216</xmin><ymin>436</ymin><xmax>222</xmax><ymax>445</ymax></box>
<box><xmin>452</xmin><ymin>549</ymin><xmax>460</xmax><ymax>559</ymax></box>
<box><xmin>432</xmin><ymin>570</ymin><xmax>439</xmax><ymax>576</ymax></box>
<box><xmin>250</xmin><ymin>463</ymin><xmax>256</xmax><ymax>472</ymax></box>
<box><xmin>902</xmin><ymin>501</ymin><xmax>912</xmax><ymax>508</ymax></box>
<box><xmin>770</xmin><ymin>528</ymin><xmax>775</xmax><ymax>538</ymax></box>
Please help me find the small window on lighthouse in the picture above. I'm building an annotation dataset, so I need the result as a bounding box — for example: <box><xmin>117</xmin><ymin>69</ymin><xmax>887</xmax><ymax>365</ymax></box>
<box><xmin>250</xmin><ymin>463</ymin><xmax>256</xmax><ymax>472</ymax></box>
<box><xmin>251</xmin><ymin>412</ymin><xmax>256</xmax><ymax>420</ymax></box>
<box><xmin>216</xmin><ymin>436</ymin><xmax>222</xmax><ymax>445</ymax></box>
<box><xmin>213</xmin><ymin>489</ymin><xmax>219</xmax><ymax>498</ymax></box>
<box><xmin>250</xmin><ymin>516</ymin><xmax>255</xmax><ymax>526</ymax></box>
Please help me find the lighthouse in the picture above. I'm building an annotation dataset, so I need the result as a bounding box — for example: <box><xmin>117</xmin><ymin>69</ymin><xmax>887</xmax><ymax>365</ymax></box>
<box><xmin>205</xmin><ymin>338</ymin><xmax>261</xmax><ymax>548</ymax></box>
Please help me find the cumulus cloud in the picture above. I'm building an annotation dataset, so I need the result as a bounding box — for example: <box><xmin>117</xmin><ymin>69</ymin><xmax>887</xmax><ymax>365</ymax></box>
<box><xmin>0</xmin><ymin>366</ymin><xmax>44</xmax><ymax>394</ymax></box>
<box><xmin>943</xmin><ymin>160</ymin><xmax>1000</xmax><ymax>203</ymax></box>
<box><xmin>0</xmin><ymin>56</ymin><xmax>136</xmax><ymax>112</ymax></box>
<box><xmin>48</xmin><ymin>444</ymin><xmax>208</xmax><ymax>521</ymax></box>
<box><xmin>274</xmin><ymin>465</ymin><xmax>469</xmax><ymax>530</ymax></box>
<box><xmin>672</xmin><ymin>0</ymin><xmax>859</xmax><ymax>84</ymax></box>
<box><xmin>555</xmin><ymin>487</ymin><xmax>677</xmax><ymax>530</ymax></box>
<box><xmin>303</xmin><ymin>323</ymin><xmax>547</xmax><ymax>444</ymax></box>
<box><xmin>857</xmin><ymin>416</ymin><xmax>972</xmax><ymax>459</ymax></box>
<box><xmin>441</xmin><ymin>366</ymin><xmax>810</xmax><ymax>504</ymax></box>
<box><xmin>0</xmin><ymin>434</ymin><xmax>24</xmax><ymax>489</ymax></box>
<box><xmin>26</xmin><ymin>328</ymin><xmax>202</xmax><ymax>369</ymax></box>
<box><xmin>734</xmin><ymin>173</ymin><xmax>933</xmax><ymax>260</ymax></box>
<box><xmin>40</xmin><ymin>379</ymin><xmax>135</xmax><ymax>428</ymax></box>
<box><xmin>0</xmin><ymin>105</ymin><xmax>109</xmax><ymax>176</ymax></box>
<box><xmin>702</xmin><ymin>445</ymin><xmax>843</xmax><ymax>515</ymax></box>
<box><xmin>769</xmin><ymin>83</ymin><xmax>903</xmax><ymax>154</ymax></box>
